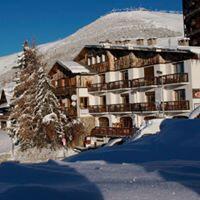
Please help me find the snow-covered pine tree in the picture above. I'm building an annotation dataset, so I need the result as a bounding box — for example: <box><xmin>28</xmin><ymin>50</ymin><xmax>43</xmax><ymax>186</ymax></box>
<box><xmin>8</xmin><ymin>41</ymin><xmax>38</xmax><ymax>148</ymax></box>
<box><xmin>32</xmin><ymin>66</ymin><xmax>71</xmax><ymax>149</ymax></box>
<box><xmin>9</xmin><ymin>41</ymin><xmax>71</xmax><ymax>150</ymax></box>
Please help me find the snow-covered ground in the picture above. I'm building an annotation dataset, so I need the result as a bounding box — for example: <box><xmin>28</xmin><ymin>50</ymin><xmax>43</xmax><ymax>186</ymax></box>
<box><xmin>0</xmin><ymin>119</ymin><xmax>199</xmax><ymax>200</ymax></box>
<box><xmin>0</xmin><ymin>131</ymin><xmax>12</xmax><ymax>155</ymax></box>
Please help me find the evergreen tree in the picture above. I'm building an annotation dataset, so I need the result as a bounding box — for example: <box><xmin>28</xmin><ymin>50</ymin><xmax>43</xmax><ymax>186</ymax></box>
<box><xmin>9</xmin><ymin>41</ymin><xmax>71</xmax><ymax>150</ymax></box>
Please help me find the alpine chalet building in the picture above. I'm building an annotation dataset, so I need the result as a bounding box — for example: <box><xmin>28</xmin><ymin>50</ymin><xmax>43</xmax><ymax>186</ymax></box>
<box><xmin>71</xmin><ymin>38</ymin><xmax>200</xmax><ymax>138</ymax></box>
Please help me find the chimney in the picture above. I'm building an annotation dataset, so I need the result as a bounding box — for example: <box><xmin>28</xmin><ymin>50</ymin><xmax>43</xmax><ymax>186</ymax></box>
<box><xmin>136</xmin><ymin>38</ymin><xmax>144</xmax><ymax>46</ymax></box>
<box><xmin>178</xmin><ymin>38</ymin><xmax>190</xmax><ymax>46</ymax></box>
<box><xmin>147</xmin><ymin>37</ymin><xmax>157</xmax><ymax>46</ymax></box>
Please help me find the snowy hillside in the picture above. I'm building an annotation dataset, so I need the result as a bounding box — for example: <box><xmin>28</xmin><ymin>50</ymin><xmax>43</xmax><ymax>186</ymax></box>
<box><xmin>0</xmin><ymin>10</ymin><xmax>183</xmax><ymax>85</ymax></box>
<box><xmin>0</xmin><ymin>119</ymin><xmax>199</xmax><ymax>200</ymax></box>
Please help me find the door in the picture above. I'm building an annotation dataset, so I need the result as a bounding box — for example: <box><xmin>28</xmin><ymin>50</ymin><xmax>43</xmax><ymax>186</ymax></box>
<box><xmin>120</xmin><ymin>117</ymin><xmax>133</xmax><ymax>128</ymax></box>
<box><xmin>144</xmin><ymin>66</ymin><xmax>154</xmax><ymax>80</ymax></box>
<box><xmin>146</xmin><ymin>92</ymin><xmax>155</xmax><ymax>103</ymax></box>
<box><xmin>99</xmin><ymin>117</ymin><xmax>109</xmax><ymax>127</ymax></box>
<box><xmin>175</xmin><ymin>89</ymin><xmax>186</xmax><ymax>101</ymax></box>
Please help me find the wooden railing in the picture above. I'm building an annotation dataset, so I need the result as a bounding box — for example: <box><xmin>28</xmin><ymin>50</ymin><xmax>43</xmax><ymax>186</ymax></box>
<box><xmin>88</xmin><ymin>73</ymin><xmax>188</xmax><ymax>92</ymax></box>
<box><xmin>160</xmin><ymin>73</ymin><xmax>188</xmax><ymax>85</ymax></box>
<box><xmin>108</xmin><ymin>104</ymin><xmax>132</xmax><ymax>112</ymax></box>
<box><xmin>131</xmin><ymin>102</ymin><xmax>157</xmax><ymax>112</ymax></box>
<box><xmin>164</xmin><ymin>101</ymin><xmax>190</xmax><ymax>111</ymax></box>
<box><xmin>88</xmin><ymin>83</ymin><xmax>107</xmax><ymax>92</ymax></box>
<box><xmin>131</xmin><ymin>77</ymin><xmax>157</xmax><ymax>88</ymax></box>
<box><xmin>89</xmin><ymin>101</ymin><xmax>190</xmax><ymax>114</ymax></box>
<box><xmin>91</xmin><ymin>62</ymin><xmax>109</xmax><ymax>73</ymax></box>
<box><xmin>107</xmin><ymin>80</ymin><xmax>131</xmax><ymax>90</ymax></box>
<box><xmin>131</xmin><ymin>73</ymin><xmax>188</xmax><ymax>88</ymax></box>
<box><xmin>54</xmin><ymin>87</ymin><xmax>76</xmax><ymax>97</ymax></box>
<box><xmin>91</xmin><ymin>127</ymin><xmax>134</xmax><ymax>137</ymax></box>
<box><xmin>89</xmin><ymin>105</ymin><xmax>107</xmax><ymax>113</ymax></box>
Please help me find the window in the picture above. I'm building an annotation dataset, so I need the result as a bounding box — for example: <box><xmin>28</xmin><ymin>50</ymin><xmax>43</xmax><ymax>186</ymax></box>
<box><xmin>80</xmin><ymin>97</ymin><xmax>89</xmax><ymax>109</ymax></box>
<box><xmin>100</xmin><ymin>74</ymin><xmax>106</xmax><ymax>83</ymax></box>
<box><xmin>175</xmin><ymin>62</ymin><xmax>184</xmax><ymax>73</ymax></box>
<box><xmin>96</xmin><ymin>55</ymin><xmax>101</xmax><ymax>63</ymax></box>
<box><xmin>121</xmin><ymin>94</ymin><xmax>129</xmax><ymax>104</ymax></box>
<box><xmin>144</xmin><ymin>66</ymin><xmax>154</xmax><ymax>80</ymax></box>
<box><xmin>87</xmin><ymin>58</ymin><xmax>91</xmax><ymax>66</ymax></box>
<box><xmin>175</xmin><ymin>89</ymin><xmax>186</xmax><ymax>101</ymax></box>
<box><xmin>121</xmin><ymin>70</ymin><xmax>129</xmax><ymax>80</ymax></box>
<box><xmin>145</xmin><ymin>92</ymin><xmax>155</xmax><ymax>103</ymax></box>
<box><xmin>100</xmin><ymin>96</ymin><xmax>106</xmax><ymax>105</ymax></box>
<box><xmin>102</xmin><ymin>54</ymin><xmax>106</xmax><ymax>62</ymax></box>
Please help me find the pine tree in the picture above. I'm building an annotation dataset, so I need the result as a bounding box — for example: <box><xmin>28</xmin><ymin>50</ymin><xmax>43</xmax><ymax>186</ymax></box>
<box><xmin>9</xmin><ymin>41</ymin><xmax>71</xmax><ymax>150</ymax></box>
<box><xmin>32</xmin><ymin>66</ymin><xmax>70</xmax><ymax>149</ymax></box>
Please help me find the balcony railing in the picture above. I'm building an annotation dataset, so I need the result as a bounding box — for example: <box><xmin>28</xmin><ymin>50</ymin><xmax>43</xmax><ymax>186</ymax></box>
<box><xmin>91</xmin><ymin>127</ymin><xmax>134</xmax><ymax>137</ymax></box>
<box><xmin>88</xmin><ymin>83</ymin><xmax>107</xmax><ymax>92</ymax></box>
<box><xmin>131</xmin><ymin>73</ymin><xmax>188</xmax><ymax>88</ymax></box>
<box><xmin>131</xmin><ymin>78</ymin><xmax>157</xmax><ymax>88</ymax></box>
<box><xmin>160</xmin><ymin>73</ymin><xmax>189</xmax><ymax>85</ymax></box>
<box><xmin>89</xmin><ymin>105</ymin><xmax>107</xmax><ymax>113</ymax></box>
<box><xmin>164</xmin><ymin>101</ymin><xmax>190</xmax><ymax>111</ymax></box>
<box><xmin>88</xmin><ymin>73</ymin><xmax>188</xmax><ymax>92</ymax></box>
<box><xmin>131</xmin><ymin>102</ymin><xmax>157</xmax><ymax>112</ymax></box>
<box><xmin>91</xmin><ymin>62</ymin><xmax>109</xmax><ymax>73</ymax></box>
<box><xmin>89</xmin><ymin>101</ymin><xmax>190</xmax><ymax>114</ymax></box>
<box><xmin>108</xmin><ymin>104</ymin><xmax>132</xmax><ymax>112</ymax></box>
<box><xmin>54</xmin><ymin>87</ymin><xmax>76</xmax><ymax>97</ymax></box>
<box><xmin>107</xmin><ymin>80</ymin><xmax>131</xmax><ymax>90</ymax></box>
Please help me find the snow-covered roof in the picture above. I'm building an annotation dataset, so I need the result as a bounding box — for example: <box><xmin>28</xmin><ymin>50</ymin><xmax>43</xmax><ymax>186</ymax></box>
<box><xmin>56</xmin><ymin>60</ymin><xmax>91</xmax><ymax>74</ymax></box>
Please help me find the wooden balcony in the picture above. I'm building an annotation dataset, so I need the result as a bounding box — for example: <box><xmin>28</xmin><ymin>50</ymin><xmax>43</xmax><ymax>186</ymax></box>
<box><xmin>91</xmin><ymin>127</ymin><xmax>134</xmax><ymax>137</ymax></box>
<box><xmin>131</xmin><ymin>102</ymin><xmax>157</xmax><ymax>112</ymax></box>
<box><xmin>53</xmin><ymin>87</ymin><xmax>76</xmax><ymax>97</ymax></box>
<box><xmin>89</xmin><ymin>105</ymin><xmax>107</xmax><ymax>113</ymax></box>
<box><xmin>88</xmin><ymin>83</ymin><xmax>107</xmax><ymax>92</ymax></box>
<box><xmin>108</xmin><ymin>104</ymin><xmax>132</xmax><ymax>112</ymax></box>
<box><xmin>131</xmin><ymin>78</ymin><xmax>157</xmax><ymax>88</ymax></box>
<box><xmin>89</xmin><ymin>101</ymin><xmax>190</xmax><ymax>114</ymax></box>
<box><xmin>91</xmin><ymin>62</ymin><xmax>109</xmax><ymax>73</ymax></box>
<box><xmin>160</xmin><ymin>73</ymin><xmax>189</xmax><ymax>85</ymax></box>
<box><xmin>164</xmin><ymin>101</ymin><xmax>190</xmax><ymax>111</ymax></box>
<box><xmin>131</xmin><ymin>73</ymin><xmax>188</xmax><ymax>88</ymax></box>
<box><xmin>107</xmin><ymin>80</ymin><xmax>131</xmax><ymax>90</ymax></box>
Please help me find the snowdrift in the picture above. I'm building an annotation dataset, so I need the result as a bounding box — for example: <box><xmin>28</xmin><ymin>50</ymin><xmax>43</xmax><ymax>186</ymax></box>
<box><xmin>0</xmin><ymin>119</ymin><xmax>199</xmax><ymax>200</ymax></box>
<box><xmin>67</xmin><ymin>119</ymin><xmax>200</xmax><ymax>163</ymax></box>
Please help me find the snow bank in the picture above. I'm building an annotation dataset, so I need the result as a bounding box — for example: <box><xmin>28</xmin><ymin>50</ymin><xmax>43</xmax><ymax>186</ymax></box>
<box><xmin>0</xmin><ymin>119</ymin><xmax>199</xmax><ymax>200</ymax></box>
<box><xmin>67</xmin><ymin>119</ymin><xmax>200</xmax><ymax>163</ymax></box>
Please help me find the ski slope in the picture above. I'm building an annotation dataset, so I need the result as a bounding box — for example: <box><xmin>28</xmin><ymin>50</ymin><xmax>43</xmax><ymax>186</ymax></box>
<box><xmin>0</xmin><ymin>119</ymin><xmax>199</xmax><ymax>200</ymax></box>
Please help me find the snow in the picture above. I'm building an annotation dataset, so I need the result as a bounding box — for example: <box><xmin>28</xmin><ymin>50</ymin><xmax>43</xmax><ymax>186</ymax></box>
<box><xmin>42</xmin><ymin>113</ymin><xmax>58</xmax><ymax>125</ymax></box>
<box><xmin>0</xmin><ymin>10</ymin><xmax>183</xmax><ymax>85</ymax></box>
<box><xmin>189</xmin><ymin>105</ymin><xmax>200</xmax><ymax>119</ymax></box>
<box><xmin>0</xmin><ymin>119</ymin><xmax>200</xmax><ymax>199</ymax></box>
<box><xmin>56</xmin><ymin>60</ymin><xmax>91</xmax><ymax>74</ymax></box>
<box><xmin>0</xmin><ymin>131</ymin><xmax>12</xmax><ymax>154</ymax></box>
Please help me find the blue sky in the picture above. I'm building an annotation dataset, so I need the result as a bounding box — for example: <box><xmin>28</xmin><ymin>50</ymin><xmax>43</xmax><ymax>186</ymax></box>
<box><xmin>0</xmin><ymin>0</ymin><xmax>182</xmax><ymax>56</ymax></box>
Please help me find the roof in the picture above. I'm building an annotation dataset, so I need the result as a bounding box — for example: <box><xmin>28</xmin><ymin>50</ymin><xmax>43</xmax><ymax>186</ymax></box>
<box><xmin>56</xmin><ymin>60</ymin><xmax>92</xmax><ymax>74</ymax></box>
